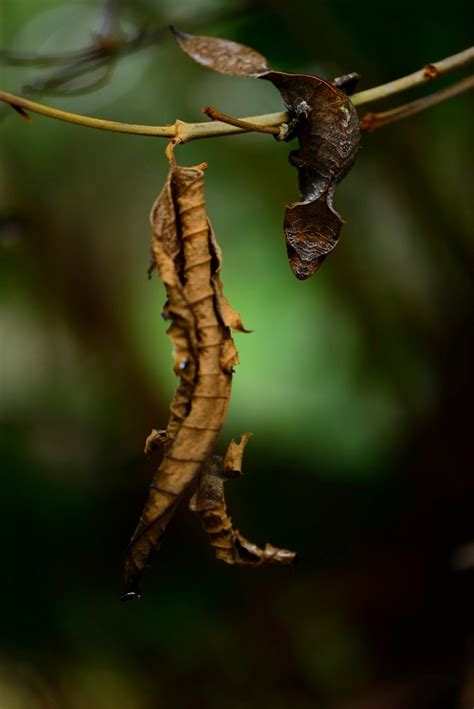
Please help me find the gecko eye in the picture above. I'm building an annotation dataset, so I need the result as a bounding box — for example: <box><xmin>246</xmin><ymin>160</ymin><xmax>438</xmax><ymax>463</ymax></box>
<box><xmin>178</xmin><ymin>359</ymin><xmax>188</xmax><ymax>370</ymax></box>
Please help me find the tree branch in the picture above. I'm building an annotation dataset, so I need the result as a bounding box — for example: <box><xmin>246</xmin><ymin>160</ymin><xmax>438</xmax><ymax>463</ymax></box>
<box><xmin>0</xmin><ymin>47</ymin><xmax>472</xmax><ymax>141</ymax></box>
<box><xmin>351</xmin><ymin>46</ymin><xmax>473</xmax><ymax>106</ymax></box>
<box><xmin>0</xmin><ymin>89</ymin><xmax>286</xmax><ymax>140</ymax></box>
<box><xmin>360</xmin><ymin>75</ymin><xmax>474</xmax><ymax>132</ymax></box>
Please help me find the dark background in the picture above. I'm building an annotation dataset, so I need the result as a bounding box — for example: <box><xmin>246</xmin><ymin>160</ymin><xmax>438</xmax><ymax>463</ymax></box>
<box><xmin>1</xmin><ymin>1</ymin><xmax>473</xmax><ymax>707</ymax></box>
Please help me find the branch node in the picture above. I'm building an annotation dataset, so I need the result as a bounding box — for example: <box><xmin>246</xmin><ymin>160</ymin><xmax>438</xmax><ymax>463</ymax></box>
<box><xmin>423</xmin><ymin>63</ymin><xmax>439</xmax><ymax>80</ymax></box>
<box><xmin>359</xmin><ymin>111</ymin><xmax>378</xmax><ymax>133</ymax></box>
<box><xmin>277</xmin><ymin>122</ymin><xmax>290</xmax><ymax>141</ymax></box>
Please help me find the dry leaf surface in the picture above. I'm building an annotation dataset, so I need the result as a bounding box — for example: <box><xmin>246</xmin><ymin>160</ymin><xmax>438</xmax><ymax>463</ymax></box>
<box><xmin>123</xmin><ymin>161</ymin><xmax>246</xmax><ymax>598</ymax></box>
<box><xmin>172</xmin><ymin>27</ymin><xmax>269</xmax><ymax>77</ymax></box>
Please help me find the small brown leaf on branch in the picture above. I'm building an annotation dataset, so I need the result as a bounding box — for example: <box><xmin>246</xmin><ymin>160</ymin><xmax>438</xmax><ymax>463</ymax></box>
<box><xmin>171</xmin><ymin>26</ymin><xmax>269</xmax><ymax>77</ymax></box>
<box><xmin>174</xmin><ymin>29</ymin><xmax>361</xmax><ymax>279</ymax></box>
<box><xmin>190</xmin><ymin>439</ymin><xmax>297</xmax><ymax>567</ymax></box>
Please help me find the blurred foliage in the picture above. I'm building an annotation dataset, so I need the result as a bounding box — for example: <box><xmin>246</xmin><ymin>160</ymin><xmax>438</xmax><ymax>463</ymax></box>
<box><xmin>0</xmin><ymin>1</ymin><xmax>473</xmax><ymax>707</ymax></box>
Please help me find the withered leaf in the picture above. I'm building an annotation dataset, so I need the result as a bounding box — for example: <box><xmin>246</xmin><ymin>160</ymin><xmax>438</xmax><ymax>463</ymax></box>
<box><xmin>174</xmin><ymin>30</ymin><xmax>361</xmax><ymax>279</ymax></box>
<box><xmin>171</xmin><ymin>27</ymin><xmax>269</xmax><ymax>77</ymax></box>
<box><xmin>123</xmin><ymin>161</ymin><xmax>249</xmax><ymax>598</ymax></box>
<box><xmin>189</xmin><ymin>440</ymin><xmax>297</xmax><ymax>567</ymax></box>
<box><xmin>208</xmin><ymin>222</ymin><xmax>252</xmax><ymax>333</ymax></box>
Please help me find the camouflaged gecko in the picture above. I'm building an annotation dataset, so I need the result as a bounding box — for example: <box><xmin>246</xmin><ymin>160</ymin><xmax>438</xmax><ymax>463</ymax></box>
<box><xmin>173</xmin><ymin>28</ymin><xmax>361</xmax><ymax>279</ymax></box>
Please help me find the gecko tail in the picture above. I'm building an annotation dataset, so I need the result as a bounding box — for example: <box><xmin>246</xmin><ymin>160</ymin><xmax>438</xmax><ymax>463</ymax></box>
<box><xmin>284</xmin><ymin>192</ymin><xmax>344</xmax><ymax>280</ymax></box>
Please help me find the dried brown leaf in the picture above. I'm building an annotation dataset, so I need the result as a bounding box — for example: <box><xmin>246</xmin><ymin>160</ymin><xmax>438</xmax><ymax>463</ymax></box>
<box><xmin>208</xmin><ymin>222</ymin><xmax>251</xmax><ymax>332</ymax></box>
<box><xmin>171</xmin><ymin>27</ymin><xmax>269</xmax><ymax>77</ymax></box>
<box><xmin>123</xmin><ymin>160</ymin><xmax>249</xmax><ymax>598</ymax></box>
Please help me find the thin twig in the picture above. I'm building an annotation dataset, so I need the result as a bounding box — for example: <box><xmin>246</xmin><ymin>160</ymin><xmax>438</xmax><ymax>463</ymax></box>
<box><xmin>23</xmin><ymin>56</ymin><xmax>116</xmax><ymax>96</ymax></box>
<box><xmin>0</xmin><ymin>91</ymin><xmax>175</xmax><ymax>136</ymax></box>
<box><xmin>0</xmin><ymin>5</ymin><xmax>251</xmax><ymax>67</ymax></box>
<box><xmin>0</xmin><ymin>47</ymin><xmax>472</xmax><ymax>141</ymax></box>
<box><xmin>360</xmin><ymin>75</ymin><xmax>474</xmax><ymax>132</ymax></box>
<box><xmin>0</xmin><ymin>89</ymin><xmax>285</xmax><ymax>140</ymax></box>
<box><xmin>352</xmin><ymin>46</ymin><xmax>474</xmax><ymax>105</ymax></box>
<box><xmin>0</xmin><ymin>47</ymin><xmax>103</xmax><ymax>67</ymax></box>
<box><xmin>203</xmin><ymin>105</ymin><xmax>281</xmax><ymax>135</ymax></box>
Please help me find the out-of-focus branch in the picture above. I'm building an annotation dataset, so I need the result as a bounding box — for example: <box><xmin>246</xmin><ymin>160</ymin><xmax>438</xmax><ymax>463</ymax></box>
<box><xmin>0</xmin><ymin>3</ymin><xmax>247</xmax><ymax>96</ymax></box>
<box><xmin>96</xmin><ymin>0</ymin><xmax>123</xmax><ymax>40</ymax></box>
<box><xmin>0</xmin><ymin>0</ymin><xmax>118</xmax><ymax>63</ymax></box>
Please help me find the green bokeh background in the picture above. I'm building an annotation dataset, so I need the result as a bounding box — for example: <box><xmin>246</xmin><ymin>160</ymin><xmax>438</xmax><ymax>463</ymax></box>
<box><xmin>1</xmin><ymin>1</ymin><xmax>473</xmax><ymax>707</ymax></box>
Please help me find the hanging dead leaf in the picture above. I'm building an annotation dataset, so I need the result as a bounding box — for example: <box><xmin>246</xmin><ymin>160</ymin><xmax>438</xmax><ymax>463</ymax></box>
<box><xmin>173</xmin><ymin>30</ymin><xmax>361</xmax><ymax>279</ymax></box>
<box><xmin>122</xmin><ymin>158</ymin><xmax>250</xmax><ymax>599</ymax></box>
